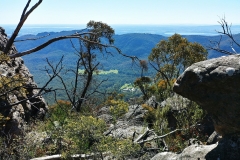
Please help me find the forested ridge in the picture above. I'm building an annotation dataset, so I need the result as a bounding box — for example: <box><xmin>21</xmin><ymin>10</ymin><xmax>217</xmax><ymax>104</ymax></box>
<box><xmin>14</xmin><ymin>31</ymin><xmax>240</xmax><ymax>102</ymax></box>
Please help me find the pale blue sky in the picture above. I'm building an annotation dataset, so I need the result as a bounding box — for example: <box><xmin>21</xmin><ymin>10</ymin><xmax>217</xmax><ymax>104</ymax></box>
<box><xmin>1</xmin><ymin>0</ymin><xmax>240</xmax><ymax>25</ymax></box>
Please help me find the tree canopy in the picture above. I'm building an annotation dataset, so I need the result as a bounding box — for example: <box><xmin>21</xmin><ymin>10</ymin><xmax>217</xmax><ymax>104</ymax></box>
<box><xmin>148</xmin><ymin>33</ymin><xmax>208</xmax><ymax>100</ymax></box>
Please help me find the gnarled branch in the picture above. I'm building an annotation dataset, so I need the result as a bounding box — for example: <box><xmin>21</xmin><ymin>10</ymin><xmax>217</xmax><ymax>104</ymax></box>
<box><xmin>3</xmin><ymin>0</ymin><xmax>43</xmax><ymax>54</ymax></box>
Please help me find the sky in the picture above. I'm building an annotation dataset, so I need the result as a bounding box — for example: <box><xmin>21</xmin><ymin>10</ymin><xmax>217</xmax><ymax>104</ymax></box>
<box><xmin>1</xmin><ymin>0</ymin><xmax>240</xmax><ymax>25</ymax></box>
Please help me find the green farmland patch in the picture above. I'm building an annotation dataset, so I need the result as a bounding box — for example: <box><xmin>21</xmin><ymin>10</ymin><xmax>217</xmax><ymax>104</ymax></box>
<box><xmin>78</xmin><ymin>69</ymin><xmax>118</xmax><ymax>75</ymax></box>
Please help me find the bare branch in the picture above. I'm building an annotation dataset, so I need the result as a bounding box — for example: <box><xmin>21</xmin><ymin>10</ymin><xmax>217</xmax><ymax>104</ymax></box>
<box><xmin>208</xmin><ymin>36</ymin><xmax>235</xmax><ymax>55</ymax></box>
<box><xmin>3</xmin><ymin>56</ymin><xmax>64</xmax><ymax>108</ymax></box>
<box><xmin>136</xmin><ymin>129</ymin><xmax>183</xmax><ymax>144</ymax></box>
<box><xmin>3</xmin><ymin>0</ymin><xmax>43</xmax><ymax>54</ymax></box>
<box><xmin>208</xmin><ymin>47</ymin><xmax>235</xmax><ymax>55</ymax></box>
<box><xmin>214</xmin><ymin>17</ymin><xmax>240</xmax><ymax>52</ymax></box>
<box><xmin>86</xmin><ymin>78</ymin><xmax>108</xmax><ymax>98</ymax></box>
<box><xmin>20</xmin><ymin>0</ymin><xmax>31</xmax><ymax>21</ymax></box>
<box><xmin>8</xmin><ymin>33</ymin><xmax>104</xmax><ymax>58</ymax></box>
<box><xmin>149</xmin><ymin>61</ymin><xmax>173</xmax><ymax>88</ymax></box>
<box><xmin>39</xmin><ymin>56</ymin><xmax>64</xmax><ymax>94</ymax></box>
<box><xmin>9</xmin><ymin>35</ymin><xmax>86</xmax><ymax>58</ymax></box>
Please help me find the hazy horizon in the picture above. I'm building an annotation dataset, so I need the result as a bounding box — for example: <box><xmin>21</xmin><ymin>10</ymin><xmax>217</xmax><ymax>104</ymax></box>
<box><xmin>2</xmin><ymin>24</ymin><xmax>240</xmax><ymax>37</ymax></box>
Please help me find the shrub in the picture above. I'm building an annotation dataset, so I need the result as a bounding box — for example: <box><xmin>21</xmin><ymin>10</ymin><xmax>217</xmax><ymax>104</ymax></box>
<box><xmin>23</xmin><ymin>100</ymin><xmax>139</xmax><ymax>159</ymax></box>
<box><xmin>107</xmin><ymin>99</ymin><xmax>129</xmax><ymax>120</ymax></box>
<box><xmin>151</xmin><ymin>95</ymin><xmax>206</xmax><ymax>153</ymax></box>
<box><xmin>142</xmin><ymin>103</ymin><xmax>156</xmax><ymax>127</ymax></box>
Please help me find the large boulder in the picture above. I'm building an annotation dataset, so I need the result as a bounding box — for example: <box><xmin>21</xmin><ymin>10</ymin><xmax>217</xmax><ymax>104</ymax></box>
<box><xmin>151</xmin><ymin>135</ymin><xmax>240</xmax><ymax>160</ymax></box>
<box><xmin>98</xmin><ymin>104</ymin><xmax>160</xmax><ymax>159</ymax></box>
<box><xmin>100</xmin><ymin>104</ymin><xmax>149</xmax><ymax>139</ymax></box>
<box><xmin>173</xmin><ymin>55</ymin><xmax>240</xmax><ymax>136</ymax></box>
<box><xmin>151</xmin><ymin>143</ymin><xmax>218</xmax><ymax>160</ymax></box>
<box><xmin>0</xmin><ymin>27</ymin><xmax>48</xmax><ymax>135</ymax></box>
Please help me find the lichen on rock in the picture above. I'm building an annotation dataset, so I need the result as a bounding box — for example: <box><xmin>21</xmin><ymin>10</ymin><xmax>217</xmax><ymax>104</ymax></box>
<box><xmin>173</xmin><ymin>54</ymin><xmax>240</xmax><ymax>136</ymax></box>
<box><xmin>172</xmin><ymin>54</ymin><xmax>240</xmax><ymax>160</ymax></box>
<box><xmin>0</xmin><ymin>26</ymin><xmax>48</xmax><ymax>135</ymax></box>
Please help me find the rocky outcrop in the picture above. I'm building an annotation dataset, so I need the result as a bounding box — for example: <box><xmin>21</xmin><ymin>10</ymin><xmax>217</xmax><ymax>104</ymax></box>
<box><xmin>0</xmin><ymin>27</ymin><xmax>48</xmax><ymax>135</ymax></box>
<box><xmin>172</xmin><ymin>55</ymin><xmax>240</xmax><ymax>159</ymax></box>
<box><xmin>151</xmin><ymin>135</ymin><xmax>240</xmax><ymax>160</ymax></box>
<box><xmin>151</xmin><ymin>143</ymin><xmax>218</xmax><ymax>160</ymax></box>
<box><xmin>173</xmin><ymin>55</ymin><xmax>240</xmax><ymax>136</ymax></box>
<box><xmin>100</xmin><ymin>104</ymin><xmax>149</xmax><ymax>140</ymax></box>
<box><xmin>98</xmin><ymin>104</ymin><xmax>160</xmax><ymax>159</ymax></box>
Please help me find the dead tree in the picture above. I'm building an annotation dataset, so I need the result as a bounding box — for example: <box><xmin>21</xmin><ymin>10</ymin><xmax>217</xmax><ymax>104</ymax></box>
<box><xmin>1</xmin><ymin>0</ymin><xmax>139</xmax><ymax>103</ymax></box>
<box><xmin>209</xmin><ymin>17</ymin><xmax>240</xmax><ymax>55</ymax></box>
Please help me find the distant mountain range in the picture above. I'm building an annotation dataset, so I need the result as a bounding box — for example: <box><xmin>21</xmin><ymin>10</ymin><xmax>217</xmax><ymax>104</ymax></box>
<box><xmin>14</xmin><ymin>30</ymin><xmax>240</xmax><ymax>86</ymax></box>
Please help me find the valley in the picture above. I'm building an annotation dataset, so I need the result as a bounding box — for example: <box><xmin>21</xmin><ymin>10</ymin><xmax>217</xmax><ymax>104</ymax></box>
<box><xmin>13</xmin><ymin>30</ymin><xmax>240</xmax><ymax>103</ymax></box>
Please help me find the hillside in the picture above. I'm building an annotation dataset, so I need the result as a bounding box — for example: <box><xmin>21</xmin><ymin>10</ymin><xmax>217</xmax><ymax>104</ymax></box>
<box><xmin>13</xmin><ymin>31</ymin><xmax>240</xmax><ymax>101</ymax></box>
<box><xmin>15</xmin><ymin>31</ymin><xmax>240</xmax><ymax>64</ymax></box>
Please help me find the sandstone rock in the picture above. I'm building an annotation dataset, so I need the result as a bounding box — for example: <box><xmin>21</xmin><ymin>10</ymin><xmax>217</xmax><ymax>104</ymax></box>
<box><xmin>97</xmin><ymin>114</ymin><xmax>113</xmax><ymax>124</ymax></box>
<box><xmin>102</xmin><ymin>104</ymin><xmax>149</xmax><ymax>139</ymax></box>
<box><xmin>145</xmin><ymin>96</ymin><xmax>159</xmax><ymax>109</ymax></box>
<box><xmin>0</xmin><ymin>26</ymin><xmax>48</xmax><ymax>135</ymax></box>
<box><xmin>103</xmin><ymin>121</ymin><xmax>159</xmax><ymax>160</ymax></box>
<box><xmin>173</xmin><ymin>55</ymin><xmax>240</xmax><ymax>136</ymax></box>
<box><xmin>160</xmin><ymin>94</ymin><xmax>189</xmax><ymax>110</ymax></box>
<box><xmin>151</xmin><ymin>143</ymin><xmax>218</xmax><ymax>160</ymax></box>
<box><xmin>151</xmin><ymin>151</ymin><xmax>178</xmax><ymax>160</ymax></box>
<box><xmin>207</xmin><ymin>131</ymin><xmax>221</xmax><ymax>145</ymax></box>
<box><xmin>123</xmin><ymin>104</ymin><xmax>148</xmax><ymax>126</ymax></box>
<box><xmin>151</xmin><ymin>135</ymin><xmax>240</xmax><ymax>160</ymax></box>
<box><xmin>104</xmin><ymin>120</ymin><xmax>146</xmax><ymax>139</ymax></box>
<box><xmin>99</xmin><ymin>103</ymin><xmax>160</xmax><ymax>158</ymax></box>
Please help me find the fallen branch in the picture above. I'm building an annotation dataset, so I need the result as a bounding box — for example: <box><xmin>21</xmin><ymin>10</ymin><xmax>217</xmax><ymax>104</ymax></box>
<box><xmin>134</xmin><ymin>127</ymin><xmax>150</xmax><ymax>143</ymax></box>
<box><xmin>136</xmin><ymin>128</ymin><xmax>183</xmax><ymax>144</ymax></box>
<box><xmin>30</xmin><ymin>151</ymin><xmax>111</xmax><ymax>160</ymax></box>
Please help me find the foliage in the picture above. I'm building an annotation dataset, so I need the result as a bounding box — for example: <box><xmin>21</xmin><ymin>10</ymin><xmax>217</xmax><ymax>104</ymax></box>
<box><xmin>142</xmin><ymin>103</ymin><xmax>156</xmax><ymax>127</ymax></box>
<box><xmin>97</xmin><ymin>137</ymin><xmax>141</xmax><ymax>159</ymax></box>
<box><xmin>148</xmin><ymin>34</ymin><xmax>208</xmax><ymax>100</ymax></box>
<box><xmin>153</xmin><ymin>78</ymin><xmax>176</xmax><ymax>101</ymax></box>
<box><xmin>149</xmin><ymin>34</ymin><xmax>208</xmax><ymax>73</ymax></box>
<box><xmin>51</xmin><ymin>21</ymin><xmax>117</xmax><ymax>112</ymax></box>
<box><xmin>87</xmin><ymin>20</ymin><xmax>115</xmax><ymax>46</ymax></box>
<box><xmin>106</xmin><ymin>99</ymin><xmax>129</xmax><ymax>120</ymax></box>
<box><xmin>134</xmin><ymin>76</ymin><xmax>153</xmax><ymax>100</ymax></box>
<box><xmin>0</xmin><ymin>51</ymin><xmax>10</xmax><ymax>63</ymax></box>
<box><xmin>0</xmin><ymin>53</ymin><xmax>27</xmax><ymax>99</ymax></box>
<box><xmin>0</xmin><ymin>75</ymin><xmax>27</xmax><ymax>99</ymax></box>
<box><xmin>153</xmin><ymin>105</ymin><xmax>170</xmax><ymax>135</ymax></box>
<box><xmin>151</xmin><ymin>95</ymin><xmax>206</xmax><ymax>153</ymax></box>
<box><xmin>16</xmin><ymin>100</ymin><xmax>139</xmax><ymax>159</ymax></box>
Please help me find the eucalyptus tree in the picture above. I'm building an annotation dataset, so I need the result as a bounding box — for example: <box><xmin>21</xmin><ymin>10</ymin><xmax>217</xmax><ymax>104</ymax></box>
<box><xmin>57</xmin><ymin>21</ymin><xmax>116</xmax><ymax>112</ymax></box>
<box><xmin>1</xmin><ymin>0</ymin><xmax>138</xmax><ymax>112</ymax></box>
<box><xmin>148</xmin><ymin>34</ymin><xmax>207</xmax><ymax>100</ymax></box>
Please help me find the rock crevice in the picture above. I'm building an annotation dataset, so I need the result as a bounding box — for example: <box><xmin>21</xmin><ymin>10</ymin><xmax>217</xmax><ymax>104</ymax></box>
<box><xmin>0</xmin><ymin>26</ymin><xmax>48</xmax><ymax>135</ymax></box>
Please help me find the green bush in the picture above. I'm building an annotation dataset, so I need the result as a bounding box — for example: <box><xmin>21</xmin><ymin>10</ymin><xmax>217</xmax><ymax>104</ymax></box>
<box><xmin>23</xmin><ymin>100</ymin><xmax>140</xmax><ymax>159</ymax></box>
<box><xmin>150</xmin><ymin>95</ymin><xmax>206</xmax><ymax>152</ymax></box>
<box><xmin>107</xmin><ymin>99</ymin><xmax>129</xmax><ymax>120</ymax></box>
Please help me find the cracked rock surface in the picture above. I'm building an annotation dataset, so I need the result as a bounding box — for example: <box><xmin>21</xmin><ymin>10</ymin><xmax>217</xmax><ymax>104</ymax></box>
<box><xmin>0</xmin><ymin>26</ymin><xmax>48</xmax><ymax>135</ymax></box>
<box><xmin>173</xmin><ymin>54</ymin><xmax>240</xmax><ymax>136</ymax></box>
